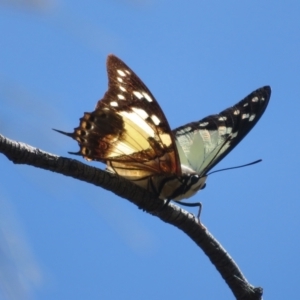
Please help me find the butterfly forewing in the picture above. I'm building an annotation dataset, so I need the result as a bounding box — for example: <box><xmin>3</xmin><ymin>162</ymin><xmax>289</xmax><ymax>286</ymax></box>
<box><xmin>70</xmin><ymin>55</ymin><xmax>181</xmax><ymax>180</ymax></box>
<box><xmin>174</xmin><ymin>86</ymin><xmax>271</xmax><ymax>176</ymax></box>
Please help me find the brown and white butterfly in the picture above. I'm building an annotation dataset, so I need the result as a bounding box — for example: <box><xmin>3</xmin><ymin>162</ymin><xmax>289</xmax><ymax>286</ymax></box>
<box><xmin>55</xmin><ymin>55</ymin><xmax>271</xmax><ymax>208</ymax></box>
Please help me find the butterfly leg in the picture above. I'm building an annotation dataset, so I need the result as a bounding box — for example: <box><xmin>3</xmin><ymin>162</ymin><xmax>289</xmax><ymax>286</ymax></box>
<box><xmin>162</xmin><ymin>198</ymin><xmax>202</xmax><ymax>220</ymax></box>
<box><xmin>173</xmin><ymin>200</ymin><xmax>202</xmax><ymax>219</ymax></box>
<box><xmin>160</xmin><ymin>198</ymin><xmax>172</xmax><ymax>211</ymax></box>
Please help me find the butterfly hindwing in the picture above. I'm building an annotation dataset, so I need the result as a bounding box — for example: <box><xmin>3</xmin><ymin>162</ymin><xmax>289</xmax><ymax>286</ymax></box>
<box><xmin>174</xmin><ymin>86</ymin><xmax>271</xmax><ymax>176</ymax></box>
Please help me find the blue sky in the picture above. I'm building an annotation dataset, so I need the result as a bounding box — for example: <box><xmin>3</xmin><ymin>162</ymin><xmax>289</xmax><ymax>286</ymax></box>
<box><xmin>1</xmin><ymin>1</ymin><xmax>300</xmax><ymax>299</ymax></box>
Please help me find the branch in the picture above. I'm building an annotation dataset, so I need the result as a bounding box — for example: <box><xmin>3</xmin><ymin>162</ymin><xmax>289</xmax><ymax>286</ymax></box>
<box><xmin>0</xmin><ymin>133</ymin><xmax>263</xmax><ymax>300</ymax></box>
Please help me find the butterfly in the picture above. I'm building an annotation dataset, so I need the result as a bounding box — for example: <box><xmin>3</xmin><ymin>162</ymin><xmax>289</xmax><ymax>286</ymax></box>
<box><xmin>55</xmin><ymin>55</ymin><xmax>270</xmax><ymax>210</ymax></box>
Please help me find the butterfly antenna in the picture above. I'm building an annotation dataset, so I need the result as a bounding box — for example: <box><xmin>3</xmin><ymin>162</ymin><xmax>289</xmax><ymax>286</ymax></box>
<box><xmin>53</xmin><ymin>128</ymin><xmax>74</xmax><ymax>138</ymax></box>
<box><xmin>207</xmin><ymin>159</ymin><xmax>262</xmax><ymax>176</ymax></box>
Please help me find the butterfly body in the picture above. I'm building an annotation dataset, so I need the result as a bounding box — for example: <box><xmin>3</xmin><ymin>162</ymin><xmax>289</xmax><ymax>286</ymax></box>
<box><xmin>55</xmin><ymin>55</ymin><xmax>271</xmax><ymax>204</ymax></box>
